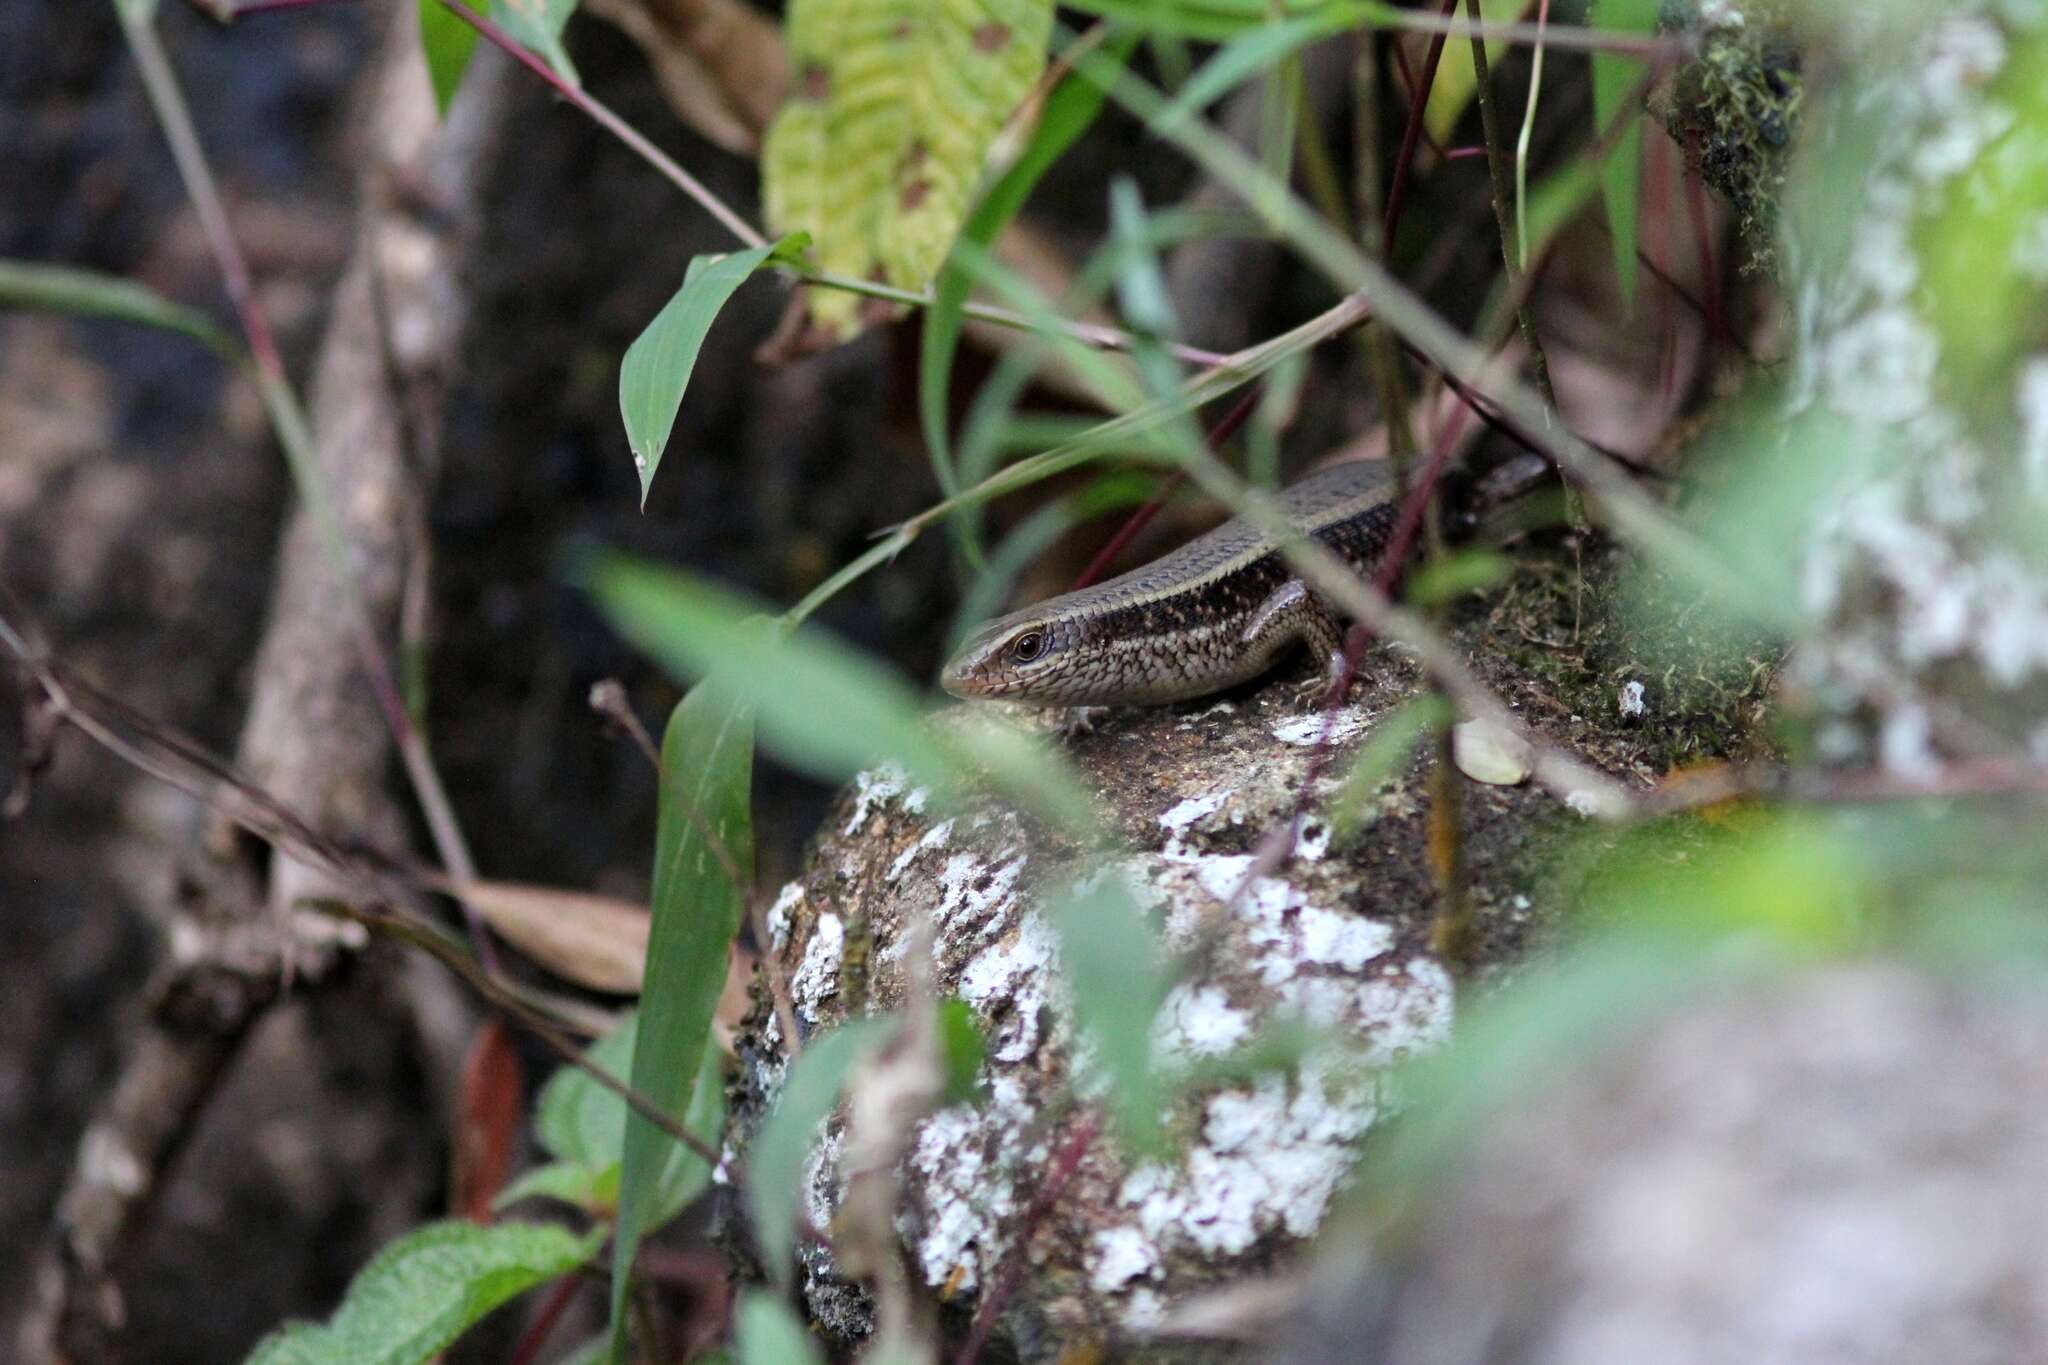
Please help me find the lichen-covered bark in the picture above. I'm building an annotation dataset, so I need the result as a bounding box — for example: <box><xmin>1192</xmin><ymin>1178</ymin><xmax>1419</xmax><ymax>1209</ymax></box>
<box><xmin>1757</xmin><ymin>5</ymin><xmax>2048</xmax><ymax>768</ymax></box>
<box><xmin>725</xmin><ymin>543</ymin><xmax>1737</xmax><ymax>1361</ymax></box>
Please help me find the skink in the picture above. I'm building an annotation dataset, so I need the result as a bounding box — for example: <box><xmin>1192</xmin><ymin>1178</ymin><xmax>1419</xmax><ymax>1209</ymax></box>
<box><xmin>942</xmin><ymin>460</ymin><xmax>1411</xmax><ymax>707</ymax></box>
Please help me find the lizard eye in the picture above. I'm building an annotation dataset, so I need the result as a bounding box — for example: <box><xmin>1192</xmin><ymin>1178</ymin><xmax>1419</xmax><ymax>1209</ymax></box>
<box><xmin>1008</xmin><ymin>629</ymin><xmax>1045</xmax><ymax>664</ymax></box>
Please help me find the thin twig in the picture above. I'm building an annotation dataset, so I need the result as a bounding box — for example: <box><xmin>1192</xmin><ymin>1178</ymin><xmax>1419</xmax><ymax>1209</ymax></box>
<box><xmin>0</xmin><ymin>618</ymin><xmax>724</xmax><ymax>1165</ymax></box>
<box><xmin>117</xmin><ymin>3</ymin><xmax>494</xmax><ymax>966</ymax></box>
<box><xmin>1383</xmin><ymin>0</ymin><xmax>1461</xmax><ymax>258</ymax></box>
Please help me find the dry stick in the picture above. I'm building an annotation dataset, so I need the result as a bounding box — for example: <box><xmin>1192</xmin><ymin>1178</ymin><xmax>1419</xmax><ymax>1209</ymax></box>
<box><xmin>117</xmin><ymin>3</ymin><xmax>495</xmax><ymax>966</ymax></box>
<box><xmin>0</xmin><ymin>624</ymin><xmax>725</xmax><ymax>1167</ymax></box>
<box><xmin>1068</xmin><ymin>386</ymin><xmax>1262</xmax><ymax>592</ymax></box>
<box><xmin>509</xmin><ymin>1273</ymin><xmax>584</xmax><ymax>1365</ymax></box>
<box><xmin>434</xmin><ymin>0</ymin><xmax>1227</xmax><ymax>372</ymax></box>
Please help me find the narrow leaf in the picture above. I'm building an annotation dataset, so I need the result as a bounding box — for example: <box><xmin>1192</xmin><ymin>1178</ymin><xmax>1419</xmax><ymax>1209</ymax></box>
<box><xmin>620</xmin><ymin>239</ymin><xmax>785</xmax><ymax>506</ymax></box>
<box><xmin>747</xmin><ymin>1018</ymin><xmax>894</xmax><ymax>1286</ymax></box>
<box><xmin>488</xmin><ymin>0</ymin><xmax>580</xmax><ymax>85</ymax></box>
<box><xmin>418</xmin><ymin>0</ymin><xmax>480</xmax><ymax>115</ymax></box>
<box><xmin>243</xmin><ymin>1221</ymin><xmax>600</xmax><ymax>1365</ymax></box>
<box><xmin>1156</xmin><ymin>17</ymin><xmax>1335</xmax><ymax>132</ymax></box>
<box><xmin>1423</xmin><ymin>0</ymin><xmax>1527</xmax><ymax>145</ymax></box>
<box><xmin>584</xmin><ymin>555</ymin><xmax>1098</xmax><ymax>835</ymax></box>
<box><xmin>1328</xmin><ymin>695</ymin><xmax>1453</xmax><ymax>839</ymax></box>
<box><xmin>609</xmin><ymin>678</ymin><xmax>754</xmax><ymax>1357</ymax></box>
<box><xmin>736</xmin><ymin>1291</ymin><xmax>824</xmax><ymax>1365</ymax></box>
<box><xmin>0</xmin><ymin>258</ymin><xmax>235</xmax><ymax>356</ymax></box>
<box><xmin>1589</xmin><ymin>0</ymin><xmax>1658</xmax><ymax>310</ymax></box>
<box><xmin>936</xmin><ymin>998</ymin><xmax>990</xmax><ymax>1105</ymax></box>
<box><xmin>1050</xmin><ymin>878</ymin><xmax>1172</xmax><ymax>1151</ymax></box>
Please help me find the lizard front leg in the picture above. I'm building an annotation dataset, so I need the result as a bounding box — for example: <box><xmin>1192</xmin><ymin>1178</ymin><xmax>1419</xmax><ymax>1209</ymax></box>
<box><xmin>1240</xmin><ymin>578</ymin><xmax>1347</xmax><ymax>706</ymax></box>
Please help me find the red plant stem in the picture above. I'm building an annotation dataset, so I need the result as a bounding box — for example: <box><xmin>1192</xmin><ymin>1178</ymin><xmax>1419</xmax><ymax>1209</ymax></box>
<box><xmin>1068</xmin><ymin>387</ymin><xmax>1262</xmax><ymax>592</ymax></box>
<box><xmin>954</xmin><ymin>1114</ymin><xmax>1098</xmax><ymax>1365</ymax></box>
<box><xmin>1382</xmin><ymin>0</ymin><xmax>1463</xmax><ymax>257</ymax></box>
<box><xmin>508</xmin><ymin>1273</ymin><xmax>582</xmax><ymax>1365</ymax></box>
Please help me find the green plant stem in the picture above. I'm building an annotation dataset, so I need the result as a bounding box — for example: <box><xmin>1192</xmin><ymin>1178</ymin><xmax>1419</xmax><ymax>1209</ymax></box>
<box><xmin>1465</xmin><ymin>0</ymin><xmax>1558</xmax><ymax>412</ymax></box>
<box><xmin>115</xmin><ymin>1</ymin><xmax>492</xmax><ymax>961</ymax></box>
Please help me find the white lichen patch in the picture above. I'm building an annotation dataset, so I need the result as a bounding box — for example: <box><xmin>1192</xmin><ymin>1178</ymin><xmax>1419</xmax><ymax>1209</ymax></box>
<box><xmin>792</xmin><ymin>913</ymin><xmax>845</xmax><ymax>1022</ymax></box>
<box><xmin>958</xmin><ymin>908</ymin><xmax>1062</xmax><ymax>1063</ymax></box>
<box><xmin>901</xmin><ymin>1075</ymin><xmax>1038</xmax><ymax>1294</ymax></box>
<box><xmin>1151</xmin><ymin>983</ymin><xmax>1254</xmax><ymax>1061</ymax></box>
<box><xmin>1269</xmin><ymin>705</ymin><xmax>1370</xmax><ymax>747</ymax></box>
<box><xmin>766</xmin><ymin>879</ymin><xmax>805</xmax><ymax>950</ymax></box>
<box><xmin>886</xmin><ymin>818</ymin><xmax>955</xmax><ymax>882</ymax></box>
<box><xmin>842</xmin><ymin>763</ymin><xmax>929</xmax><ymax>836</ymax></box>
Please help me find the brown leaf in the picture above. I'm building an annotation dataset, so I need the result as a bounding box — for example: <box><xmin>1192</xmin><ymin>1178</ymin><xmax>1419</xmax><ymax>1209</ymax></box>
<box><xmin>582</xmin><ymin>0</ymin><xmax>787</xmax><ymax>155</ymax></box>
<box><xmin>458</xmin><ymin>879</ymin><xmax>649</xmax><ymax>994</ymax></box>
<box><xmin>451</xmin><ymin>1017</ymin><xmax>525</xmax><ymax>1223</ymax></box>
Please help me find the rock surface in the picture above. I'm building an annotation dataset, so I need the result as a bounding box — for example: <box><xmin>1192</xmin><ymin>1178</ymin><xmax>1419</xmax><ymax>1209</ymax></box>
<box><xmin>727</xmin><ymin>544</ymin><xmax>1733</xmax><ymax>1360</ymax></box>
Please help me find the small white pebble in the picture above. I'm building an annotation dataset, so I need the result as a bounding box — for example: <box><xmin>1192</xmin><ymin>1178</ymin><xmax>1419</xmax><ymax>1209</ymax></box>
<box><xmin>1618</xmin><ymin>679</ymin><xmax>1647</xmax><ymax>720</ymax></box>
<box><xmin>1451</xmin><ymin>719</ymin><xmax>1533</xmax><ymax>786</ymax></box>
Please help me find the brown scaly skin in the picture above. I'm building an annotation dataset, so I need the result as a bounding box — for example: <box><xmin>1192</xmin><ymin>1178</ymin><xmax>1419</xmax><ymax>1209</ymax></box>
<box><xmin>942</xmin><ymin>460</ymin><xmax>1404</xmax><ymax>707</ymax></box>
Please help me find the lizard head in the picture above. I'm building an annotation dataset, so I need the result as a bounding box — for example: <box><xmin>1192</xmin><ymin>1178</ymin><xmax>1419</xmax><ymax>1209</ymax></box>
<box><xmin>940</xmin><ymin>608</ymin><xmax>1084</xmax><ymax>704</ymax></box>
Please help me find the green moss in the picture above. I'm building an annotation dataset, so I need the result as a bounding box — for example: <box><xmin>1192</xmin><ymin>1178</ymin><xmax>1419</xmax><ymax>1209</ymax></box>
<box><xmin>1652</xmin><ymin>1</ymin><xmax>1804</xmax><ymax>275</ymax></box>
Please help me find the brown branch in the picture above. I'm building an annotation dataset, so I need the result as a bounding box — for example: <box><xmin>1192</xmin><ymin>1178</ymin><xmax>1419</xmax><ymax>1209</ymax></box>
<box><xmin>24</xmin><ymin>14</ymin><xmax>513</xmax><ymax>1359</ymax></box>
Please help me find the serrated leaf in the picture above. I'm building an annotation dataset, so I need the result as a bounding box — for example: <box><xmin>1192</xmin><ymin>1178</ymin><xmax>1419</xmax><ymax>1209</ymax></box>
<box><xmin>608</xmin><ymin>679</ymin><xmax>754</xmax><ymax>1358</ymax></box>
<box><xmin>418</xmin><ymin>0</ymin><xmax>480</xmax><ymax>115</ymax></box>
<box><xmin>762</xmin><ymin>0</ymin><xmax>1056</xmax><ymax>339</ymax></box>
<box><xmin>0</xmin><ymin>258</ymin><xmax>235</xmax><ymax>357</ymax></box>
<box><xmin>1050</xmin><ymin>877</ymin><xmax>1172</xmax><ymax>1152</ymax></box>
<box><xmin>747</xmin><ymin>1018</ymin><xmax>894</xmax><ymax>1286</ymax></box>
<box><xmin>583</xmin><ymin>554</ymin><xmax>1098</xmax><ymax>835</ymax></box>
<box><xmin>242</xmin><ymin>1221</ymin><xmax>600</xmax><ymax>1365</ymax></box>
<box><xmin>736</xmin><ymin>1291</ymin><xmax>824</xmax><ymax>1365</ymax></box>
<box><xmin>493</xmin><ymin>1160</ymin><xmax>609</xmax><ymax>1214</ymax></box>
<box><xmin>489</xmin><ymin>0</ymin><xmax>580</xmax><ymax>86</ymax></box>
<box><xmin>1589</xmin><ymin>0</ymin><xmax>1658</xmax><ymax>310</ymax></box>
<box><xmin>513</xmin><ymin>1011</ymin><xmax>724</xmax><ymax>1220</ymax></box>
<box><xmin>922</xmin><ymin>28</ymin><xmax>1138</xmax><ymax>521</ymax></box>
<box><xmin>620</xmin><ymin>240</ymin><xmax>788</xmax><ymax>506</ymax></box>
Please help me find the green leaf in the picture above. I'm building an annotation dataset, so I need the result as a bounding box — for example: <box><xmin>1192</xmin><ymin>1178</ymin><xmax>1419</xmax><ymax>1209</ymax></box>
<box><xmin>761</xmin><ymin>0</ymin><xmax>1057</xmax><ymax>338</ymax></box>
<box><xmin>1423</xmin><ymin>0</ymin><xmax>1523</xmax><ymax>145</ymax></box>
<box><xmin>243</xmin><ymin>1221</ymin><xmax>601</xmax><ymax>1365</ymax></box>
<box><xmin>922</xmin><ymin>28</ymin><xmax>1138</xmax><ymax>531</ymax></box>
<box><xmin>1404</xmin><ymin>548</ymin><xmax>1510</xmax><ymax>606</ymax></box>
<box><xmin>488</xmin><ymin>0</ymin><xmax>579</xmax><ymax>86</ymax></box>
<box><xmin>492</xmin><ymin>1160</ymin><xmax>608</xmax><ymax>1214</ymax></box>
<box><xmin>0</xmin><ymin>258</ymin><xmax>235</xmax><ymax>357</ymax></box>
<box><xmin>1062</xmin><ymin>0</ymin><xmax>1381</xmax><ymax>42</ymax></box>
<box><xmin>1327</xmin><ymin>695</ymin><xmax>1452</xmax><ymax>840</ymax></box>
<box><xmin>736</xmin><ymin>1291</ymin><xmax>824</xmax><ymax>1365</ymax></box>
<box><xmin>1589</xmin><ymin>0</ymin><xmax>1658</xmax><ymax>310</ymax></box>
<box><xmin>620</xmin><ymin>239</ymin><xmax>791</xmax><ymax>506</ymax></box>
<box><xmin>748</xmin><ymin>1018</ymin><xmax>895</xmax><ymax>1286</ymax></box>
<box><xmin>936</xmin><ymin>998</ymin><xmax>989</xmax><ymax>1105</ymax></box>
<box><xmin>418</xmin><ymin>0</ymin><xmax>480</xmax><ymax>116</ymax></box>
<box><xmin>1154</xmin><ymin>16</ymin><xmax>1335</xmax><ymax>132</ymax></box>
<box><xmin>584</xmin><ymin>555</ymin><xmax>1098</xmax><ymax>836</ymax></box>
<box><xmin>609</xmin><ymin>678</ymin><xmax>755</xmax><ymax>1359</ymax></box>
<box><xmin>500</xmin><ymin>1012</ymin><xmax>725</xmax><ymax>1220</ymax></box>
<box><xmin>114</xmin><ymin>0</ymin><xmax>158</xmax><ymax>26</ymax></box>
<box><xmin>1049</xmin><ymin>877</ymin><xmax>1173</xmax><ymax>1151</ymax></box>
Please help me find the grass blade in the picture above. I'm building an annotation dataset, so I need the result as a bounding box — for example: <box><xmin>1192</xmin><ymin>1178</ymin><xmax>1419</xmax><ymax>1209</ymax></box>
<box><xmin>607</xmin><ymin>677</ymin><xmax>755</xmax><ymax>1359</ymax></box>
<box><xmin>0</xmin><ymin>258</ymin><xmax>237</xmax><ymax>357</ymax></box>
<box><xmin>1589</xmin><ymin>0</ymin><xmax>1657</xmax><ymax>310</ymax></box>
